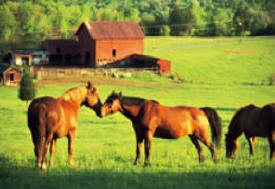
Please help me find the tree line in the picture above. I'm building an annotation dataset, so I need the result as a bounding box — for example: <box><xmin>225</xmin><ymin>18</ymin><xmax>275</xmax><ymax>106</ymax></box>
<box><xmin>0</xmin><ymin>0</ymin><xmax>274</xmax><ymax>43</ymax></box>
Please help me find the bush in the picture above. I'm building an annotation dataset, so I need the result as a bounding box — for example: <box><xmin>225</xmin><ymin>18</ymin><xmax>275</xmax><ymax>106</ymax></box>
<box><xmin>268</xmin><ymin>73</ymin><xmax>275</xmax><ymax>85</ymax></box>
<box><xmin>18</xmin><ymin>71</ymin><xmax>36</xmax><ymax>106</ymax></box>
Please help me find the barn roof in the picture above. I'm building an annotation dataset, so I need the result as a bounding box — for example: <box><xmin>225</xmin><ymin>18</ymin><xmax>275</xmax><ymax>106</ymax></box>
<box><xmin>42</xmin><ymin>39</ymin><xmax>79</xmax><ymax>47</ymax></box>
<box><xmin>0</xmin><ymin>65</ymin><xmax>21</xmax><ymax>74</ymax></box>
<box><xmin>76</xmin><ymin>21</ymin><xmax>145</xmax><ymax>40</ymax></box>
<box><xmin>0</xmin><ymin>65</ymin><xmax>9</xmax><ymax>73</ymax></box>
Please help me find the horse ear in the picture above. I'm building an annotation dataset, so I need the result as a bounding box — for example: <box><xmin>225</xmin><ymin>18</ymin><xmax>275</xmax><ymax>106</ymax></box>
<box><xmin>118</xmin><ymin>91</ymin><xmax>122</xmax><ymax>98</ymax></box>
<box><xmin>87</xmin><ymin>81</ymin><xmax>93</xmax><ymax>88</ymax></box>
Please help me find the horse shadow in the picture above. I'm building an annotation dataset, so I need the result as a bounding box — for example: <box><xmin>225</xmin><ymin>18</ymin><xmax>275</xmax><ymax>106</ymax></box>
<box><xmin>0</xmin><ymin>154</ymin><xmax>274</xmax><ymax>189</ymax></box>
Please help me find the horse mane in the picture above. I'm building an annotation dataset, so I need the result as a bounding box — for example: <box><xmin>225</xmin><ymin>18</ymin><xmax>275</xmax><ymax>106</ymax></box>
<box><xmin>121</xmin><ymin>96</ymin><xmax>147</xmax><ymax>106</ymax></box>
<box><xmin>119</xmin><ymin>96</ymin><xmax>159</xmax><ymax>106</ymax></box>
<box><xmin>227</xmin><ymin>104</ymin><xmax>258</xmax><ymax>137</ymax></box>
<box><xmin>61</xmin><ymin>86</ymin><xmax>87</xmax><ymax>102</ymax></box>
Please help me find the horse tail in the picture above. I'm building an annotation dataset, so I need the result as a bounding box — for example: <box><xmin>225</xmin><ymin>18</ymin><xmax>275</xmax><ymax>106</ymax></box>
<box><xmin>200</xmin><ymin>107</ymin><xmax>222</xmax><ymax>148</ymax></box>
<box><xmin>28</xmin><ymin>100</ymin><xmax>47</xmax><ymax>166</ymax></box>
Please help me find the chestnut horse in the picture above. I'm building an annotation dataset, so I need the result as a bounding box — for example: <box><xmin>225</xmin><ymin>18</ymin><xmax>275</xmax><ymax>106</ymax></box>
<box><xmin>27</xmin><ymin>82</ymin><xmax>102</xmax><ymax>170</ymax></box>
<box><xmin>101</xmin><ymin>91</ymin><xmax>221</xmax><ymax>166</ymax></box>
<box><xmin>225</xmin><ymin>103</ymin><xmax>275</xmax><ymax>160</ymax></box>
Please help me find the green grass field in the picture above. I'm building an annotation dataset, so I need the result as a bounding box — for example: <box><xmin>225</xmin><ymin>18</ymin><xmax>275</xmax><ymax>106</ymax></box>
<box><xmin>0</xmin><ymin>37</ymin><xmax>275</xmax><ymax>189</ymax></box>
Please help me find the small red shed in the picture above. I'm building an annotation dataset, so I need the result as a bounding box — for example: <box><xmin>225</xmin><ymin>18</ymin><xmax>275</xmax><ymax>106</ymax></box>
<box><xmin>0</xmin><ymin>65</ymin><xmax>21</xmax><ymax>85</ymax></box>
<box><xmin>76</xmin><ymin>21</ymin><xmax>145</xmax><ymax>67</ymax></box>
<box><xmin>104</xmin><ymin>54</ymin><xmax>171</xmax><ymax>75</ymax></box>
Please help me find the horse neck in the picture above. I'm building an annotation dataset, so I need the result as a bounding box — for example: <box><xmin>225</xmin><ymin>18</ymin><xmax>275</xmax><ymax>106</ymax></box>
<box><xmin>227</xmin><ymin>111</ymin><xmax>244</xmax><ymax>140</ymax></box>
<box><xmin>120</xmin><ymin>103</ymin><xmax>142</xmax><ymax>120</ymax></box>
<box><xmin>59</xmin><ymin>87</ymin><xmax>86</xmax><ymax>110</ymax></box>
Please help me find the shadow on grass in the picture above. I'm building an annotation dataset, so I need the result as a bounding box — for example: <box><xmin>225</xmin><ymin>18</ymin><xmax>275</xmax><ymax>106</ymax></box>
<box><xmin>215</xmin><ymin>107</ymin><xmax>236</xmax><ymax>112</ymax></box>
<box><xmin>0</xmin><ymin>155</ymin><xmax>274</xmax><ymax>189</ymax></box>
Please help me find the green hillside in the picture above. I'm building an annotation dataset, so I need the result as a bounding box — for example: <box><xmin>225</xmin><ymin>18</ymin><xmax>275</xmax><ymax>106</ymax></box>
<box><xmin>145</xmin><ymin>36</ymin><xmax>275</xmax><ymax>84</ymax></box>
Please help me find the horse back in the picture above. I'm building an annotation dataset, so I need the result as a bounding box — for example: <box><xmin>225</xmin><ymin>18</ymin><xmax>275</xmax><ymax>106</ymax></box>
<box><xmin>241</xmin><ymin>104</ymin><xmax>274</xmax><ymax>137</ymax></box>
<box><xmin>28</xmin><ymin>97</ymin><xmax>64</xmax><ymax>136</ymax></box>
<box><xmin>140</xmin><ymin>102</ymin><xmax>209</xmax><ymax>138</ymax></box>
<box><xmin>261</xmin><ymin>103</ymin><xmax>275</xmax><ymax>132</ymax></box>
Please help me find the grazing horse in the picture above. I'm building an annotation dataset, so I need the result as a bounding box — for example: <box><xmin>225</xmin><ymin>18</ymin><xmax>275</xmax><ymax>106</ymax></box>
<box><xmin>225</xmin><ymin>103</ymin><xmax>275</xmax><ymax>160</ymax></box>
<box><xmin>27</xmin><ymin>82</ymin><xmax>102</xmax><ymax>170</ymax></box>
<box><xmin>101</xmin><ymin>91</ymin><xmax>221</xmax><ymax>166</ymax></box>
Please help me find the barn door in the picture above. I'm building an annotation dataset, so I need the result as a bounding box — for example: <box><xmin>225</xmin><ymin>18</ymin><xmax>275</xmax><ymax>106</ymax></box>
<box><xmin>85</xmin><ymin>51</ymin><xmax>90</xmax><ymax>66</ymax></box>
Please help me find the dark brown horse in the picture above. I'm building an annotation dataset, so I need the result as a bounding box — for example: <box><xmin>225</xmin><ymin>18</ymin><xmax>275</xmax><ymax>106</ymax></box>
<box><xmin>28</xmin><ymin>82</ymin><xmax>102</xmax><ymax>170</ymax></box>
<box><xmin>225</xmin><ymin>103</ymin><xmax>275</xmax><ymax>160</ymax></box>
<box><xmin>101</xmin><ymin>91</ymin><xmax>221</xmax><ymax>166</ymax></box>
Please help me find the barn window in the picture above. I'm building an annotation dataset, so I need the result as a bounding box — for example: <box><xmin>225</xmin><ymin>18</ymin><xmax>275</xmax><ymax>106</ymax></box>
<box><xmin>112</xmin><ymin>49</ymin><xmax>116</xmax><ymax>58</ymax></box>
<box><xmin>56</xmin><ymin>47</ymin><xmax>61</xmax><ymax>53</ymax></box>
<box><xmin>9</xmin><ymin>73</ymin><xmax>14</xmax><ymax>82</ymax></box>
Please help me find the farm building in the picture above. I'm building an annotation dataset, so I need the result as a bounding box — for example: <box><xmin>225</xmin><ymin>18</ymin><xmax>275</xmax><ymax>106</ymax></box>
<box><xmin>0</xmin><ymin>65</ymin><xmax>21</xmax><ymax>85</ymax></box>
<box><xmin>75</xmin><ymin>21</ymin><xmax>144</xmax><ymax>67</ymax></box>
<box><xmin>42</xmin><ymin>40</ymin><xmax>80</xmax><ymax>65</ymax></box>
<box><xmin>9</xmin><ymin>52</ymin><xmax>32</xmax><ymax>67</ymax></box>
<box><xmin>103</xmin><ymin>54</ymin><xmax>171</xmax><ymax>75</ymax></box>
<box><xmin>32</xmin><ymin>50</ymin><xmax>49</xmax><ymax>65</ymax></box>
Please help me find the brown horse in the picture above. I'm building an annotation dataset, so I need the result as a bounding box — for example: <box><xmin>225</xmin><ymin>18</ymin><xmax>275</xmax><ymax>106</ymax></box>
<box><xmin>27</xmin><ymin>81</ymin><xmax>102</xmax><ymax>170</ymax></box>
<box><xmin>225</xmin><ymin>103</ymin><xmax>275</xmax><ymax>160</ymax></box>
<box><xmin>101</xmin><ymin>91</ymin><xmax>221</xmax><ymax>166</ymax></box>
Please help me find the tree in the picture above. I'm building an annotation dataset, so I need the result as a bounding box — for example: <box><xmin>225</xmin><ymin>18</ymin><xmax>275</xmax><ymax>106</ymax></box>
<box><xmin>18</xmin><ymin>2</ymin><xmax>36</xmax><ymax>38</ymax></box>
<box><xmin>169</xmin><ymin>1</ymin><xmax>185</xmax><ymax>36</ymax></box>
<box><xmin>0</xmin><ymin>4</ymin><xmax>17</xmax><ymax>41</ymax></box>
<box><xmin>233</xmin><ymin>1</ymin><xmax>251</xmax><ymax>35</ymax></box>
<box><xmin>18</xmin><ymin>71</ymin><xmax>36</xmax><ymax>106</ymax></box>
<box><xmin>207</xmin><ymin>8</ymin><xmax>233</xmax><ymax>36</ymax></box>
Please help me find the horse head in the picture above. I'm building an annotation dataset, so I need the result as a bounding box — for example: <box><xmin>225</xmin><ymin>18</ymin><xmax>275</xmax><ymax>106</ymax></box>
<box><xmin>225</xmin><ymin>106</ymin><xmax>247</xmax><ymax>158</ymax></box>
<box><xmin>101</xmin><ymin>90</ymin><xmax>122</xmax><ymax>117</ymax></box>
<box><xmin>84</xmin><ymin>81</ymin><xmax>102</xmax><ymax>117</ymax></box>
<box><xmin>225</xmin><ymin>133</ymin><xmax>240</xmax><ymax>158</ymax></box>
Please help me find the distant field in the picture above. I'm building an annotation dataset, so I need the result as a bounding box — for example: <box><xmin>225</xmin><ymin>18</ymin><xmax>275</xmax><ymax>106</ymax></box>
<box><xmin>0</xmin><ymin>37</ymin><xmax>275</xmax><ymax>189</ymax></box>
<box><xmin>145</xmin><ymin>36</ymin><xmax>275</xmax><ymax>84</ymax></box>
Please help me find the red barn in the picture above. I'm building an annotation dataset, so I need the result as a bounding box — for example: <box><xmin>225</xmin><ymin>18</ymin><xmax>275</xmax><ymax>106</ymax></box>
<box><xmin>42</xmin><ymin>40</ymin><xmax>80</xmax><ymax>65</ymax></box>
<box><xmin>76</xmin><ymin>21</ymin><xmax>144</xmax><ymax>67</ymax></box>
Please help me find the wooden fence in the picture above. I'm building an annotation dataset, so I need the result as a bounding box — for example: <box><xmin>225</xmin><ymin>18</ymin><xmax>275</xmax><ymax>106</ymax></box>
<box><xmin>31</xmin><ymin>66</ymin><xmax>159</xmax><ymax>79</ymax></box>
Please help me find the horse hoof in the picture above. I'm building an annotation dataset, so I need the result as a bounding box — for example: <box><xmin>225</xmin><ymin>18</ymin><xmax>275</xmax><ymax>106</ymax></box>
<box><xmin>144</xmin><ymin>162</ymin><xmax>151</xmax><ymax>167</ymax></box>
<box><xmin>133</xmin><ymin>161</ymin><xmax>139</xmax><ymax>166</ymax></box>
<box><xmin>214</xmin><ymin>159</ymin><xmax>219</xmax><ymax>164</ymax></box>
<box><xmin>199</xmin><ymin>156</ymin><xmax>205</xmax><ymax>163</ymax></box>
<box><xmin>41</xmin><ymin>163</ymin><xmax>47</xmax><ymax>171</ymax></box>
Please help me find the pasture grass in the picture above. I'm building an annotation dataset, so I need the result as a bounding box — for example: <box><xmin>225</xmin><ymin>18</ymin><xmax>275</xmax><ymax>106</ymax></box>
<box><xmin>0</xmin><ymin>81</ymin><xmax>274</xmax><ymax>189</ymax></box>
<box><xmin>0</xmin><ymin>36</ymin><xmax>275</xmax><ymax>188</ymax></box>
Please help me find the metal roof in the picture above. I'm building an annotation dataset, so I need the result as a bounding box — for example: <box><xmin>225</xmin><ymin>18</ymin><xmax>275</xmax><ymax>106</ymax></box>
<box><xmin>76</xmin><ymin>21</ymin><xmax>145</xmax><ymax>40</ymax></box>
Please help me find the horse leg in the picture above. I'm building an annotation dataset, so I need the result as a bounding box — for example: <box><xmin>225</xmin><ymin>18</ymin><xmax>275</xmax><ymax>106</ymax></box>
<box><xmin>134</xmin><ymin>135</ymin><xmax>144</xmax><ymax>165</ymax></box>
<box><xmin>68</xmin><ymin>129</ymin><xmax>76</xmax><ymax>166</ymax></box>
<box><xmin>41</xmin><ymin>133</ymin><xmax>53</xmax><ymax>170</ymax></box>
<box><xmin>268</xmin><ymin>132</ymin><xmax>275</xmax><ymax>160</ymax></box>
<box><xmin>189</xmin><ymin>135</ymin><xmax>204</xmax><ymax>162</ymax></box>
<box><xmin>36</xmin><ymin>136</ymin><xmax>44</xmax><ymax>168</ymax></box>
<box><xmin>197</xmin><ymin>135</ymin><xmax>217</xmax><ymax>163</ymax></box>
<box><xmin>144</xmin><ymin>130</ymin><xmax>153</xmax><ymax>166</ymax></box>
<box><xmin>48</xmin><ymin>138</ymin><xmax>56</xmax><ymax>167</ymax></box>
<box><xmin>30</xmin><ymin>132</ymin><xmax>39</xmax><ymax>167</ymax></box>
<box><xmin>246</xmin><ymin>135</ymin><xmax>256</xmax><ymax>155</ymax></box>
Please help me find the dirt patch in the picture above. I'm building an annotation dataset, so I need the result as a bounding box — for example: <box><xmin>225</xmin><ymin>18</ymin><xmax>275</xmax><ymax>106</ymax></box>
<box><xmin>37</xmin><ymin>77</ymin><xmax>179</xmax><ymax>89</ymax></box>
<box><xmin>225</xmin><ymin>50</ymin><xmax>266</xmax><ymax>54</ymax></box>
